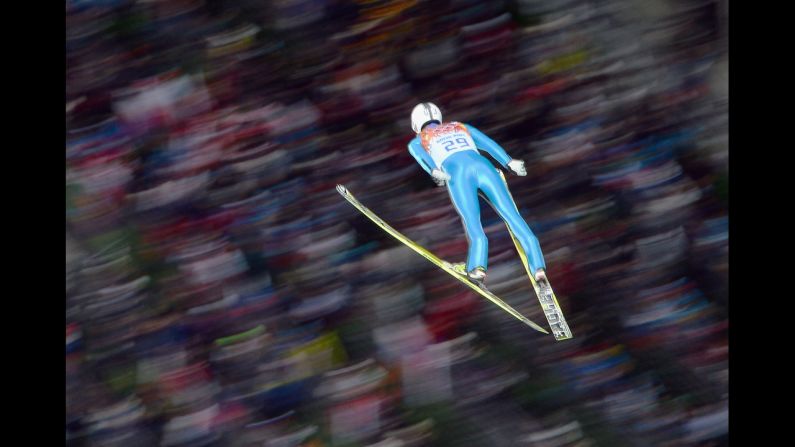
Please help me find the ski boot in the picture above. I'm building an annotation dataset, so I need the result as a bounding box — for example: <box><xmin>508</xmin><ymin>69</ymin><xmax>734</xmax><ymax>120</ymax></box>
<box><xmin>534</xmin><ymin>268</ymin><xmax>548</xmax><ymax>285</ymax></box>
<box><xmin>450</xmin><ymin>263</ymin><xmax>487</xmax><ymax>285</ymax></box>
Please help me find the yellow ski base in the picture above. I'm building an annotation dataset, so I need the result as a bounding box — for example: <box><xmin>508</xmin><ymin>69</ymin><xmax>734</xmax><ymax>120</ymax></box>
<box><xmin>336</xmin><ymin>185</ymin><xmax>549</xmax><ymax>335</ymax></box>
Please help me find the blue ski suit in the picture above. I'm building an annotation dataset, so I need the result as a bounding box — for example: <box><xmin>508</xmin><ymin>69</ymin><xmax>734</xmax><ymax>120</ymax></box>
<box><xmin>408</xmin><ymin>122</ymin><xmax>546</xmax><ymax>274</ymax></box>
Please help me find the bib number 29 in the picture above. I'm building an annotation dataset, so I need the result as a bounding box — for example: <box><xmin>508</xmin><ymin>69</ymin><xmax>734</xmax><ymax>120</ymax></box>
<box><xmin>442</xmin><ymin>137</ymin><xmax>472</xmax><ymax>152</ymax></box>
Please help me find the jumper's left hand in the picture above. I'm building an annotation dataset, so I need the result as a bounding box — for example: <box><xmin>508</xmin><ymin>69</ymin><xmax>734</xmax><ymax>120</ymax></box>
<box><xmin>431</xmin><ymin>169</ymin><xmax>451</xmax><ymax>186</ymax></box>
<box><xmin>507</xmin><ymin>159</ymin><xmax>527</xmax><ymax>176</ymax></box>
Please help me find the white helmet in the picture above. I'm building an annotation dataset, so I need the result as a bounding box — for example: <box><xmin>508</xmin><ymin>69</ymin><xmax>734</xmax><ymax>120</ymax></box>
<box><xmin>411</xmin><ymin>102</ymin><xmax>443</xmax><ymax>134</ymax></box>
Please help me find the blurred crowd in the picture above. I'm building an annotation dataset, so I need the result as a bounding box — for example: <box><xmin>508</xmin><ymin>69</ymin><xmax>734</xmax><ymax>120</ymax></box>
<box><xmin>66</xmin><ymin>0</ymin><xmax>728</xmax><ymax>446</ymax></box>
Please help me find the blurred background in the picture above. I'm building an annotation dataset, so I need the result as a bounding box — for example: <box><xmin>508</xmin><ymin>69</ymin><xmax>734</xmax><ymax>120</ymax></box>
<box><xmin>66</xmin><ymin>0</ymin><xmax>728</xmax><ymax>446</ymax></box>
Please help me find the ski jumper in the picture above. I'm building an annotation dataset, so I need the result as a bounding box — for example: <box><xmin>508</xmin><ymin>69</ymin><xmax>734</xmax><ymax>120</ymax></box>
<box><xmin>407</xmin><ymin>122</ymin><xmax>546</xmax><ymax>274</ymax></box>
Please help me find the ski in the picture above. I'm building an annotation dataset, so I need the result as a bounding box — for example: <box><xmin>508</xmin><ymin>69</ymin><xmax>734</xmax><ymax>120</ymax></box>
<box><xmin>506</xmin><ymin>226</ymin><xmax>573</xmax><ymax>340</ymax></box>
<box><xmin>493</xmin><ymin>170</ymin><xmax>573</xmax><ymax>341</ymax></box>
<box><xmin>336</xmin><ymin>185</ymin><xmax>549</xmax><ymax>335</ymax></box>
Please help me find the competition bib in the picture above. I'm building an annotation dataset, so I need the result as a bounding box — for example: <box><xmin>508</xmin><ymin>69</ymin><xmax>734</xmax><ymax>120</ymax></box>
<box><xmin>421</xmin><ymin>122</ymin><xmax>478</xmax><ymax>168</ymax></box>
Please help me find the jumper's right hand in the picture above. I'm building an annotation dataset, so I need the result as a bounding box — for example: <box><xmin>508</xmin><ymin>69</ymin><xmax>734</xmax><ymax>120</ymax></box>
<box><xmin>431</xmin><ymin>169</ymin><xmax>451</xmax><ymax>186</ymax></box>
<box><xmin>507</xmin><ymin>159</ymin><xmax>527</xmax><ymax>176</ymax></box>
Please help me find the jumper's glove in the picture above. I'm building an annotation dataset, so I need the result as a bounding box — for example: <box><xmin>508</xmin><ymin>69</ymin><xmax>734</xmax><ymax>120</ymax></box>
<box><xmin>431</xmin><ymin>169</ymin><xmax>451</xmax><ymax>186</ymax></box>
<box><xmin>507</xmin><ymin>159</ymin><xmax>527</xmax><ymax>176</ymax></box>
